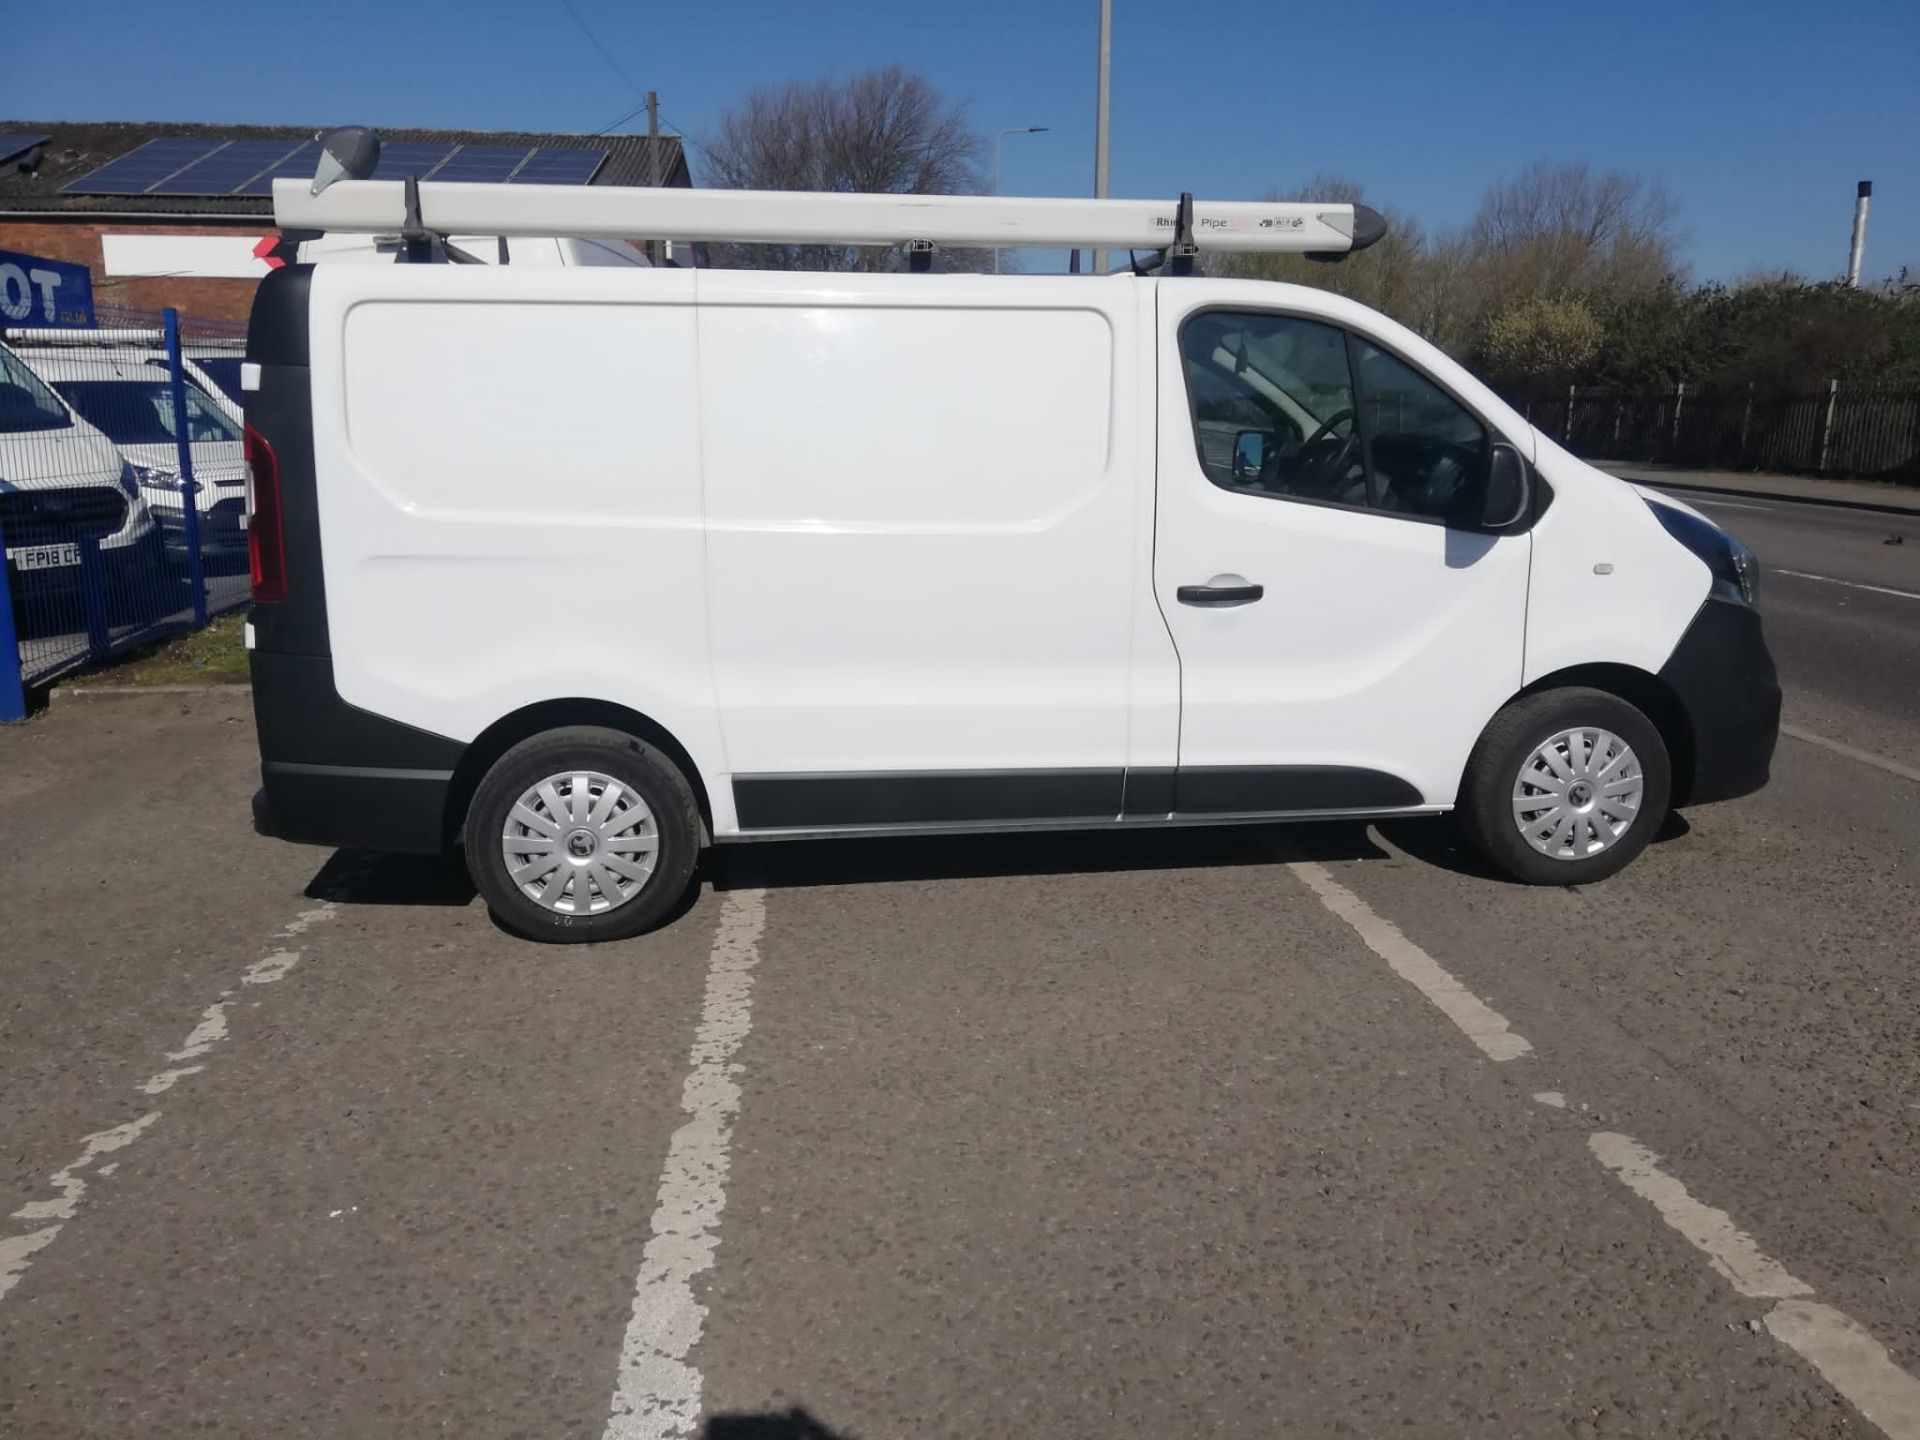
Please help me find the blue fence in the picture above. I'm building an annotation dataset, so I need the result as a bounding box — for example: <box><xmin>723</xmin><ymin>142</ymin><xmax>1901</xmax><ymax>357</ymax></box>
<box><xmin>1</xmin><ymin>308</ymin><xmax>250</xmax><ymax>720</ymax></box>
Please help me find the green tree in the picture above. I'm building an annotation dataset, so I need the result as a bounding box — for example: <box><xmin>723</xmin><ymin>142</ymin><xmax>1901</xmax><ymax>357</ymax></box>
<box><xmin>1481</xmin><ymin>296</ymin><xmax>1606</xmax><ymax>385</ymax></box>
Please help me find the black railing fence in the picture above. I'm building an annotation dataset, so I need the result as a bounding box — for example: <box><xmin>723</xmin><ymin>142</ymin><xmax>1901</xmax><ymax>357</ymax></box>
<box><xmin>1511</xmin><ymin>381</ymin><xmax>1920</xmax><ymax>480</ymax></box>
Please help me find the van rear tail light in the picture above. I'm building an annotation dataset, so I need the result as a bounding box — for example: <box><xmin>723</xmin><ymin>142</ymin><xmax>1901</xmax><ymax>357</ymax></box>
<box><xmin>244</xmin><ymin>422</ymin><xmax>288</xmax><ymax>604</ymax></box>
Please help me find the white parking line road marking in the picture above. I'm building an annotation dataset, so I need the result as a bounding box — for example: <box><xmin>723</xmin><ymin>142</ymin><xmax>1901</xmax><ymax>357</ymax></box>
<box><xmin>0</xmin><ymin>1112</ymin><xmax>162</xmax><ymax>1300</ymax></box>
<box><xmin>603</xmin><ymin>888</ymin><xmax>768</xmax><ymax>1440</ymax></box>
<box><xmin>1773</xmin><ymin>568</ymin><xmax>1920</xmax><ymax>602</ymax></box>
<box><xmin>1766</xmin><ymin>1302</ymin><xmax>1920</xmax><ymax>1440</ymax></box>
<box><xmin>0</xmin><ymin>898</ymin><xmax>339</xmax><ymax>1305</ymax></box>
<box><xmin>1588</xmin><ymin>1133</ymin><xmax>1812</xmax><ymax>1299</ymax></box>
<box><xmin>1284</xmin><ymin>840</ymin><xmax>1920</xmax><ymax>1435</ymax></box>
<box><xmin>10</xmin><ymin>1113</ymin><xmax>162</xmax><ymax>1227</ymax></box>
<box><xmin>1782</xmin><ymin>724</ymin><xmax>1920</xmax><ymax>785</ymax></box>
<box><xmin>1591</xmin><ymin>1133</ymin><xmax>1920</xmax><ymax>1439</ymax></box>
<box><xmin>1286</xmin><ymin>859</ymin><xmax>1534</xmax><ymax>1062</ymax></box>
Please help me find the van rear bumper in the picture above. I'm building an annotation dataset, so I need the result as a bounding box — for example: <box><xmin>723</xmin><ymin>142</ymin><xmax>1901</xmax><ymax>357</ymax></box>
<box><xmin>250</xmin><ymin>649</ymin><xmax>464</xmax><ymax>854</ymax></box>
<box><xmin>253</xmin><ymin>765</ymin><xmax>452</xmax><ymax>854</ymax></box>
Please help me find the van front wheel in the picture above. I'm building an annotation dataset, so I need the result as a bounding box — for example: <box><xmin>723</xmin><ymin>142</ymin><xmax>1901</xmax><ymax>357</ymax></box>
<box><xmin>464</xmin><ymin>726</ymin><xmax>701</xmax><ymax>943</ymax></box>
<box><xmin>1460</xmin><ymin>687</ymin><xmax>1671</xmax><ymax>886</ymax></box>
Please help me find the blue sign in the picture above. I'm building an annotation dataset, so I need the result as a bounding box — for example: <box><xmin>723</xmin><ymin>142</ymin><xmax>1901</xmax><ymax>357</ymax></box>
<box><xmin>0</xmin><ymin>249</ymin><xmax>95</xmax><ymax>328</ymax></box>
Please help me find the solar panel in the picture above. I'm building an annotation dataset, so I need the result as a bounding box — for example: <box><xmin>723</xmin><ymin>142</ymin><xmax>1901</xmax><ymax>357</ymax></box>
<box><xmin>149</xmin><ymin>139</ymin><xmax>307</xmax><ymax>196</ymax></box>
<box><xmin>235</xmin><ymin>140</ymin><xmax>319</xmax><ymax>197</ymax></box>
<box><xmin>511</xmin><ymin>148</ymin><xmax>606</xmax><ymax>185</ymax></box>
<box><xmin>64</xmin><ymin>137</ymin><xmax>221</xmax><ymax>195</ymax></box>
<box><xmin>0</xmin><ymin>133</ymin><xmax>48</xmax><ymax>166</ymax></box>
<box><xmin>428</xmin><ymin>145</ymin><xmax>529</xmax><ymax>183</ymax></box>
<box><xmin>369</xmin><ymin>142</ymin><xmax>456</xmax><ymax>181</ymax></box>
<box><xmin>62</xmin><ymin>134</ymin><xmax>612</xmax><ymax>197</ymax></box>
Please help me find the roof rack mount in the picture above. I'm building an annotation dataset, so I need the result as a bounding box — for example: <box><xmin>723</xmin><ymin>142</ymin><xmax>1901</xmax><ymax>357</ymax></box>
<box><xmin>272</xmin><ymin>179</ymin><xmax>1387</xmax><ymax>257</ymax></box>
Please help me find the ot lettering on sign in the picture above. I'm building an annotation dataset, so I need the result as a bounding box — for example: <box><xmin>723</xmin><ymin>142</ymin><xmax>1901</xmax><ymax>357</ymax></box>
<box><xmin>0</xmin><ymin>250</ymin><xmax>96</xmax><ymax>327</ymax></box>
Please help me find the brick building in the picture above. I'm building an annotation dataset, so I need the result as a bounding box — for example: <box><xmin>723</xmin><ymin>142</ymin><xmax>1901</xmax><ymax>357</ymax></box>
<box><xmin>0</xmin><ymin>122</ymin><xmax>689</xmax><ymax>326</ymax></box>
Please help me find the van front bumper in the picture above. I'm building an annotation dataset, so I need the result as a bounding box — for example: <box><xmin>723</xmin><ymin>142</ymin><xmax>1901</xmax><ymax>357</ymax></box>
<box><xmin>1657</xmin><ymin>596</ymin><xmax>1781</xmax><ymax>805</ymax></box>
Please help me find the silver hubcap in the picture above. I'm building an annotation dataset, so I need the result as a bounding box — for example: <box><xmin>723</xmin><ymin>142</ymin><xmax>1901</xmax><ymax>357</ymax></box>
<box><xmin>502</xmin><ymin>771</ymin><xmax>659</xmax><ymax>916</ymax></box>
<box><xmin>1512</xmin><ymin>727</ymin><xmax>1645</xmax><ymax>860</ymax></box>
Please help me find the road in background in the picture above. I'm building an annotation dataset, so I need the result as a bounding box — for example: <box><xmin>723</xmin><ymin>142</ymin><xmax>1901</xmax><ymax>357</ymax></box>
<box><xmin>1646</xmin><ymin>487</ymin><xmax>1918</xmax><ymax>762</ymax></box>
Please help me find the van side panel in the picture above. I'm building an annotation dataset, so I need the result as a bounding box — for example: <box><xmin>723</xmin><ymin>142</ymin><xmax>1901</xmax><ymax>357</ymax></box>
<box><xmin>1521</xmin><ymin>436</ymin><xmax>1708</xmax><ymax>683</ymax></box>
<box><xmin>695</xmin><ymin>273</ymin><xmax>1155</xmax><ymax>826</ymax></box>
<box><xmin>303</xmin><ymin>265</ymin><xmax>733</xmax><ymax>829</ymax></box>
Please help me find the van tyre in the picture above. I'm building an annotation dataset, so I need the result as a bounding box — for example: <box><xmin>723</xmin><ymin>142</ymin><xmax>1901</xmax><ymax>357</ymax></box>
<box><xmin>1460</xmin><ymin>687</ymin><xmax>1670</xmax><ymax>886</ymax></box>
<box><xmin>464</xmin><ymin>726</ymin><xmax>701</xmax><ymax>943</ymax></box>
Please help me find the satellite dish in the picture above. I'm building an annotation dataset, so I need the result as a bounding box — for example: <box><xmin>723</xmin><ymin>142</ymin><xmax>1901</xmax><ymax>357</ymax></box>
<box><xmin>310</xmin><ymin>127</ymin><xmax>380</xmax><ymax>197</ymax></box>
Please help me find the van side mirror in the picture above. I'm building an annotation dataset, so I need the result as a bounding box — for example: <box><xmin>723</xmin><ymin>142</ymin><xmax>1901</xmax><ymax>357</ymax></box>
<box><xmin>1482</xmin><ymin>443</ymin><xmax>1530</xmax><ymax>529</ymax></box>
<box><xmin>1232</xmin><ymin>430</ymin><xmax>1266</xmax><ymax>480</ymax></box>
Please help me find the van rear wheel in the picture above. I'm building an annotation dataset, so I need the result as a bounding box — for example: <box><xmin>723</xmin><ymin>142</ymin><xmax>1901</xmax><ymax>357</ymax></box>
<box><xmin>464</xmin><ymin>726</ymin><xmax>701</xmax><ymax>943</ymax></box>
<box><xmin>1460</xmin><ymin>687</ymin><xmax>1671</xmax><ymax>886</ymax></box>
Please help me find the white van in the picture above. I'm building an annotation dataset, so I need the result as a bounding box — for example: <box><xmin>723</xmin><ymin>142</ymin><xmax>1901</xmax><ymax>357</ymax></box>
<box><xmin>0</xmin><ymin>340</ymin><xmax>162</xmax><ymax>618</ymax></box>
<box><xmin>245</xmin><ymin>185</ymin><xmax>1778</xmax><ymax>942</ymax></box>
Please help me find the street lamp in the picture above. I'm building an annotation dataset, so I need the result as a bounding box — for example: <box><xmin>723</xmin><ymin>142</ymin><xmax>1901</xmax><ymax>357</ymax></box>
<box><xmin>993</xmin><ymin>125</ymin><xmax>1050</xmax><ymax>273</ymax></box>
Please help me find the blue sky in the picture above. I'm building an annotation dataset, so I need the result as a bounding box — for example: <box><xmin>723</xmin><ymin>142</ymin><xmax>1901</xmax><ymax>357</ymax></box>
<box><xmin>16</xmin><ymin>0</ymin><xmax>1918</xmax><ymax>282</ymax></box>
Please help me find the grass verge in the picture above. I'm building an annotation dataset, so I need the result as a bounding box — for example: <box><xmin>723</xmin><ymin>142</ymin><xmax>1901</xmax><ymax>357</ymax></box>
<box><xmin>61</xmin><ymin>611</ymin><xmax>250</xmax><ymax>689</ymax></box>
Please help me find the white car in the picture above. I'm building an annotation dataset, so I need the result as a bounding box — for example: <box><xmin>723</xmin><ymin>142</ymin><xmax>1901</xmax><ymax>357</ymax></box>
<box><xmin>0</xmin><ymin>341</ymin><xmax>164</xmax><ymax>631</ymax></box>
<box><xmin>181</xmin><ymin>344</ymin><xmax>246</xmax><ymax>423</ymax></box>
<box><xmin>244</xmin><ymin>184</ymin><xmax>1779</xmax><ymax>942</ymax></box>
<box><xmin>9</xmin><ymin>340</ymin><xmax>248</xmax><ymax>572</ymax></box>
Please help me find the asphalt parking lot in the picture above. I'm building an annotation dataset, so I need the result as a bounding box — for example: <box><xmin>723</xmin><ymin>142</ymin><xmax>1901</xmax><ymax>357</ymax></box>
<box><xmin>2</xmin><ymin>487</ymin><xmax>1916</xmax><ymax>1439</ymax></box>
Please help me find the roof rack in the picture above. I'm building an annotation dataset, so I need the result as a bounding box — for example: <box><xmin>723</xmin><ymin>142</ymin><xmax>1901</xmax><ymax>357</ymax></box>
<box><xmin>272</xmin><ymin>179</ymin><xmax>1387</xmax><ymax>262</ymax></box>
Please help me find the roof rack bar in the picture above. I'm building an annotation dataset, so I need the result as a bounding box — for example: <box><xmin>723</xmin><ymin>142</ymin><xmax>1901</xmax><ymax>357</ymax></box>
<box><xmin>272</xmin><ymin>179</ymin><xmax>1387</xmax><ymax>257</ymax></box>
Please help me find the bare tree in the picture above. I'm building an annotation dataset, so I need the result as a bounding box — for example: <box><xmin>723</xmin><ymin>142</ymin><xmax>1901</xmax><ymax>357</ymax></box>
<box><xmin>1221</xmin><ymin>175</ymin><xmax>1470</xmax><ymax>344</ymax></box>
<box><xmin>1220</xmin><ymin>163</ymin><xmax>1682</xmax><ymax>368</ymax></box>
<box><xmin>1222</xmin><ymin>177</ymin><xmax>1400</xmax><ymax>290</ymax></box>
<box><xmin>1468</xmin><ymin>161</ymin><xmax>1682</xmax><ymax>296</ymax></box>
<box><xmin>700</xmin><ymin>67</ymin><xmax>989</xmax><ymax>272</ymax></box>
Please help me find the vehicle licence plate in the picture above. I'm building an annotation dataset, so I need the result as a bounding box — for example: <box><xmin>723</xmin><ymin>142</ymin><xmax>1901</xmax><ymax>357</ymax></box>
<box><xmin>6</xmin><ymin>543</ymin><xmax>81</xmax><ymax>571</ymax></box>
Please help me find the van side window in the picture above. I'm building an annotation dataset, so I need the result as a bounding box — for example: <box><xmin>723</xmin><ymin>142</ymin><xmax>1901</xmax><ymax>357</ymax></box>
<box><xmin>1180</xmin><ymin>312</ymin><xmax>1366</xmax><ymax>510</ymax></box>
<box><xmin>1351</xmin><ymin>339</ymin><xmax>1490</xmax><ymax>525</ymax></box>
<box><xmin>1179</xmin><ymin>312</ymin><xmax>1494</xmax><ymax>527</ymax></box>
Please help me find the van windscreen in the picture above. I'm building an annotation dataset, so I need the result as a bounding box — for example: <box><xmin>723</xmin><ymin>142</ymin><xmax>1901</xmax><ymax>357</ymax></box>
<box><xmin>190</xmin><ymin>357</ymin><xmax>244</xmax><ymax>406</ymax></box>
<box><xmin>52</xmin><ymin>379</ymin><xmax>240</xmax><ymax>446</ymax></box>
<box><xmin>0</xmin><ymin>347</ymin><xmax>74</xmax><ymax>434</ymax></box>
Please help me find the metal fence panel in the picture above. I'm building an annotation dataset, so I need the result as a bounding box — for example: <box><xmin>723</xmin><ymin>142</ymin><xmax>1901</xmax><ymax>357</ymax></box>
<box><xmin>2</xmin><ymin>308</ymin><xmax>250</xmax><ymax>709</ymax></box>
<box><xmin>1516</xmin><ymin>381</ymin><xmax>1920</xmax><ymax>479</ymax></box>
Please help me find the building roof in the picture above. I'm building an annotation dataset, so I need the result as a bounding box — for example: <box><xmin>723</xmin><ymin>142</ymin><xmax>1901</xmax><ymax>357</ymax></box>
<box><xmin>0</xmin><ymin>120</ymin><xmax>689</xmax><ymax>219</ymax></box>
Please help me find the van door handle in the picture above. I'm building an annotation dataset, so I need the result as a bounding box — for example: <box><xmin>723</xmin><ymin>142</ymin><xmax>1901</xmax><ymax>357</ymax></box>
<box><xmin>1177</xmin><ymin>581</ymin><xmax>1264</xmax><ymax>607</ymax></box>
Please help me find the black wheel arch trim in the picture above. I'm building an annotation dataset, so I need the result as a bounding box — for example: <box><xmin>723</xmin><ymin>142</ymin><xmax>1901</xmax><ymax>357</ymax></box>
<box><xmin>445</xmin><ymin>698</ymin><xmax>714</xmax><ymax>846</ymax></box>
<box><xmin>1512</xmin><ymin>661</ymin><xmax>1695</xmax><ymax>804</ymax></box>
<box><xmin>1506</xmin><ymin>599</ymin><xmax>1779</xmax><ymax>808</ymax></box>
<box><xmin>1653</xmin><ymin>597</ymin><xmax>1780</xmax><ymax>805</ymax></box>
